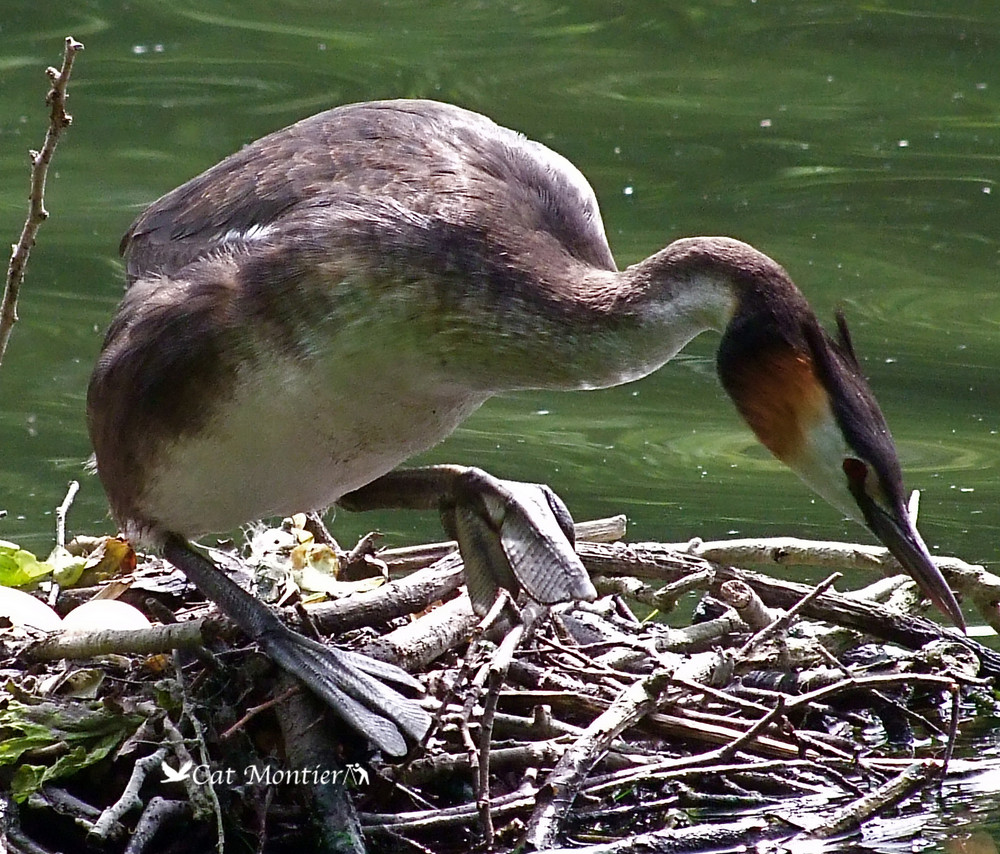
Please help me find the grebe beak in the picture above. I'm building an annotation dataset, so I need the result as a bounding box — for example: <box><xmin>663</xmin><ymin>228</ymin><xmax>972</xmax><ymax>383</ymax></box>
<box><xmin>847</xmin><ymin>463</ymin><xmax>965</xmax><ymax>631</ymax></box>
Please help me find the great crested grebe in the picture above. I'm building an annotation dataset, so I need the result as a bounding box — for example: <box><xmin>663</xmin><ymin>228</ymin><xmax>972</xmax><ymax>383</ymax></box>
<box><xmin>88</xmin><ymin>99</ymin><xmax>964</xmax><ymax>755</ymax></box>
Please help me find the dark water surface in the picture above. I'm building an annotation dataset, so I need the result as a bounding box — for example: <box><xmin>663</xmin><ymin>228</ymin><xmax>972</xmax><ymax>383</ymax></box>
<box><xmin>2</xmin><ymin>1</ymin><xmax>999</xmax><ymax>846</ymax></box>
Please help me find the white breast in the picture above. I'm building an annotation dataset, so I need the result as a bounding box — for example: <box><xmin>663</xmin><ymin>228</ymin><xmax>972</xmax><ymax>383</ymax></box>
<box><xmin>138</xmin><ymin>350</ymin><xmax>488</xmax><ymax>538</ymax></box>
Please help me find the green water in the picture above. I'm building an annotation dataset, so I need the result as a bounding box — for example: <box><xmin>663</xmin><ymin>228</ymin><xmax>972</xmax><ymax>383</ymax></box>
<box><xmin>1</xmin><ymin>1</ymin><xmax>999</xmax><ymax>843</ymax></box>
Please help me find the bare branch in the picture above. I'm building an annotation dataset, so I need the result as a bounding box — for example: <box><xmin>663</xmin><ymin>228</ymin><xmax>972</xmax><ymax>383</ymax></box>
<box><xmin>0</xmin><ymin>36</ymin><xmax>84</xmax><ymax>366</ymax></box>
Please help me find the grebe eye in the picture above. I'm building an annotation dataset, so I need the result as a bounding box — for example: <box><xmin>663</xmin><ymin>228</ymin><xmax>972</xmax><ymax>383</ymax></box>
<box><xmin>842</xmin><ymin>457</ymin><xmax>867</xmax><ymax>486</ymax></box>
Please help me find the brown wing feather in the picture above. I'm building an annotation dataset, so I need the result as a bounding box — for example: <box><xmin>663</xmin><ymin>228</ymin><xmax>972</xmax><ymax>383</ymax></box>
<box><xmin>121</xmin><ymin>100</ymin><xmax>616</xmax><ymax>287</ymax></box>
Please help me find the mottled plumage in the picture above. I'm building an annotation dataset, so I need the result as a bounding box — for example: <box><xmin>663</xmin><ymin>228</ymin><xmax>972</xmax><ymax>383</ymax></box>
<box><xmin>88</xmin><ymin>100</ymin><xmax>963</xmax><ymax>754</ymax></box>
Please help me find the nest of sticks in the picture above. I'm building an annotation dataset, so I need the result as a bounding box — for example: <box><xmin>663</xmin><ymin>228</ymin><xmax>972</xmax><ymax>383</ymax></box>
<box><xmin>4</xmin><ymin>514</ymin><xmax>1000</xmax><ymax>854</ymax></box>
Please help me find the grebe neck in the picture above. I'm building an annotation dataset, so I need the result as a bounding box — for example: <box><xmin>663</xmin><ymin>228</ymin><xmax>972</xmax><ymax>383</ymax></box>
<box><xmin>489</xmin><ymin>236</ymin><xmax>788</xmax><ymax>393</ymax></box>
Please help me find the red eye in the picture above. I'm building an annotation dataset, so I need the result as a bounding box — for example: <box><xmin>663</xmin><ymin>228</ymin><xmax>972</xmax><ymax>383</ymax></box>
<box><xmin>843</xmin><ymin>457</ymin><xmax>867</xmax><ymax>487</ymax></box>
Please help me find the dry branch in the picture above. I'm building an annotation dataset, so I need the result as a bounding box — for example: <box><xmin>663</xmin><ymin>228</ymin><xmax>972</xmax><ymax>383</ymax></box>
<box><xmin>25</xmin><ymin>618</ymin><xmax>210</xmax><ymax>661</ymax></box>
<box><xmin>577</xmin><ymin>540</ymin><xmax>1000</xmax><ymax>679</ymax></box>
<box><xmin>525</xmin><ymin>668</ymin><xmax>674</xmax><ymax>849</ymax></box>
<box><xmin>0</xmin><ymin>36</ymin><xmax>83</xmax><ymax>366</ymax></box>
<box><xmin>797</xmin><ymin>759</ymin><xmax>939</xmax><ymax>840</ymax></box>
<box><xmin>665</xmin><ymin>535</ymin><xmax>1000</xmax><ymax>631</ymax></box>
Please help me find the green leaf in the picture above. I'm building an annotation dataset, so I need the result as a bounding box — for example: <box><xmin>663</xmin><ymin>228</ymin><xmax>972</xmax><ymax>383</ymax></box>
<box><xmin>0</xmin><ymin>700</ymin><xmax>144</xmax><ymax>802</ymax></box>
<box><xmin>0</xmin><ymin>544</ymin><xmax>55</xmax><ymax>587</ymax></box>
<box><xmin>10</xmin><ymin>764</ymin><xmax>46</xmax><ymax>802</ymax></box>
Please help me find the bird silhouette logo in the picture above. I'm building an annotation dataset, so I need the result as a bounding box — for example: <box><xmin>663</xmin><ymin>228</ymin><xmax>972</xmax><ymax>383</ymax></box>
<box><xmin>160</xmin><ymin>759</ymin><xmax>193</xmax><ymax>783</ymax></box>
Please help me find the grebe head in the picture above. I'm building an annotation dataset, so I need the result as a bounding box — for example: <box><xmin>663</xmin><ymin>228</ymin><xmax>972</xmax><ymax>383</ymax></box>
<box><xmin>714</xmin><ymin>252</ymin><xmax>964</xmax><ymax>630</ymax></box>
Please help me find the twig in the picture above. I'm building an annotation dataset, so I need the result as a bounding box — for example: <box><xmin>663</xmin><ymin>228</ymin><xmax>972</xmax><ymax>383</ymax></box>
<box><xmin>0</xmin><ymin>36</ymin><xmax>83</xmax><ymax>366</ymax></box>
<box><xmin>477</xmin><ymin>603</ymin><xmax>543</xmax><ymax>848</ymax></box>
<box><xmin>663</xmin><ymin>535</ymin><xmax>1000</xmax><ymax>631</ymax></box>
<box><xmin>578</xmin><ymin>541</ymin><xmax>1000</xmax><ymax>678</ymax></box>
<box><xmin>399</xmin><ymin>740</ymin><xmax>571</xmax><ymax>788</ymax></box>
<box><xmin>593</xmin><ymin>567</ymin><xmax>714</xmax><ymax>613</ymax></box>
<box><xmin>161</xmin><ymin>710</ymin><xmax>220</xmax><ymax>845</ymax></box>
<box><xmin>941</xmin><ymin>682</ymin><xmax>961</xmax><ymax>778</ymax></box>
<box><xmin>360</xmin><ymin>593</ymin><xmax>480</xmax><ymax>672</ymax></box>
<box><xmin>799</xmin><ymin>760</ymin><xmax>938</xmax><ymax>840</ymax></box>
<box><xmin>525</xmin><ymin>668</ymin><xmax>673</xmax><ymax>849</ymax></box>
<box><xmin>459</xmin><ymin>590</ymin><xmax>520</xmax><ymax>846</ymax></box>
<box><xmin>783</xmin><ymin>672</ymin><xmax>959</xmax><ymax>713</ymax></box>
<box><xmin>220</xmin><ymin>684</ymin><xmax>300</xmax><ymax>741</ymax></box>
<box><xmin>91</xmin><ymin>746</ymin><xmax>168</xmax><ymax>840</ymax></box>
<box><xmin>362</xmin><ymin>789</ymin><xmax>540</xmax><ymax>833</ymax></box>
<box><xmin>737</xmin><ymin>572</ymin><xmax>842</xmax><ymax>658</ymax></box>
<box><xmin>54</xmin><ymin>480</ymin><xmax>79</xmax><ymax>550</ymax></box>
<box><xmin>25</xmin><ymin>619</ymin><xmax>210</xmax><ymax>661</ymax></box>
<box><xmin>667</xmin><ymin>535</ymin><xmax>913</xmax><ymax>574</ymax></box>
<box><xmin>27</xmin><ymin>787</ymin><xmax>107</xmax><ymax>837</ymax></box>
<box><xmin>718</xmin><ymin>579</ymin><xmax>777</xmax><ymax>630</ymax></box>
<box><xmin>307</xmin><ymin>552</ymin><xmax>465</xmax><ymax>635</ymax></box>
<box><xmin>713</xmin><ymin>696</ymin><xmax>787</xmax><ymax>765</ymax></box>
<box><xmin>122</xmin><ymin>797</ymin><xmax>191</xmax><ymax>854</ymax></box>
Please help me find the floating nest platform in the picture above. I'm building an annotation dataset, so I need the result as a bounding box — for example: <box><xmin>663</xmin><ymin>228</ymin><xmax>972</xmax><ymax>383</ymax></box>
<box><xmin>3</xmin><ymin>516</ymin><xmax>1000</xmax><ymax>853</ymax></box>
